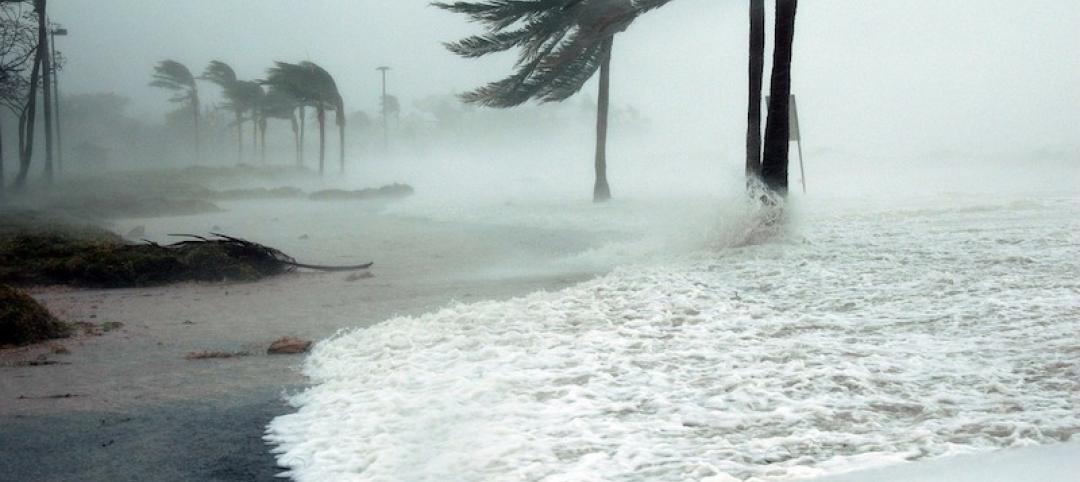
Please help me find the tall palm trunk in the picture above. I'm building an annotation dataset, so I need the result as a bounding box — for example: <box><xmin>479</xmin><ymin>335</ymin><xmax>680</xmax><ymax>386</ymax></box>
<box><xmin>337</xmin><ymin>107</ymin><xmax>346</xmax><ymax>174</ymax></box>
<box><xmin>291</xmin><ymin>114</ymin><xmax>300</xmax><ymax>166</ymax></box>
<box><xmin>251</xmin><ymin>115</ymin><xmax>258</xmax><ymax>162</ymax></box>
<box><xmin>746</xmin><ymin>0</ymin><xmax>766</xmax><ymax>180</ymax></box>
<box><xmin>593</xmin><ymin>36</ymin><xmax>614</xmax><ymax>203</ymax></box>
<box><xmin>298</xmin><ymin>106</ymin><xmax>305</xmax><ymax>167</ymax></box>
<box><xmin>762</xmin><ymin>0</ymin><xmax>798</xmax><ymax>195</ymax></box>
<box><xmin>236</xmin><ymin>112</ymin><xmax>243</xmax><ymax>164</ymax></box>
<box><xmin>39</xmin><ymin>0</ymin><xmax>54</xmax><ymax>184</ymax></box>
<box><xmin>259</xmin><ymin>118</ymin><xmax>267</xmax><ymax>163</ymax></box>
<box><xmin>191</xmin><ymin>92</ymin><xmax>200</xmax><ymax>163</ymax></box>
<box><xmin>316</xmin><ymin>106</ymin><xmax>326</xmax><ymax>176</ymax></box>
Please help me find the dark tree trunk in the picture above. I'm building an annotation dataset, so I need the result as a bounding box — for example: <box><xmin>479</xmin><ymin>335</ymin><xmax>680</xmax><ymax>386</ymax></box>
<box><xmin>236</xmin><ymin>111</ymin><xmax>243</xmax><ymax>164</ymax></box>
<box><xmin>338</xmin><ymin>113</ymin><xmax>345</xmax><ymax>175</ymax></box>
<box><xmin>291</xmin><ymin>113</ymin><xmax>300</xmax><ymax>166</ymax></box>
<box><xmin>593</xmin><ymin>36</ymin><xmax>613</xmax><ymax>203</ymax></box>
<box><xmin>762</xmin><ymin>0</ymin><xmax>798</xmax><ymax>195</ymax></box>
<box><xmin>317</xmin><ymin>106</ymin><xmax>325</xmax><ymax>176</ymax></box>
<box><xmin>298</xmin><ymin>106</ymin><xmax>305</xmax><ymax>167</ymax></box>
<box><xmin>14</xmin><ymin>41</ymin><xmax>43</xmax><ymax>190</ymax></box>
<box><xmin>259</xmin><ymin>118</ymin><xmax>267</xmax><ymax>163</ymax></box>
<box><xmin>38</xmin><ymin>0</ymin><xmax>53</xmax><ymax>184</ymax></box>
<box><xmin>746</xmin><ymin>0</ymin><xmax>766</xmax><ymax>181</ymax></box>
<box><xmin>251</xmin><ymin>115</ymin><xmax>258</xmax><ymax>162</ymax></box>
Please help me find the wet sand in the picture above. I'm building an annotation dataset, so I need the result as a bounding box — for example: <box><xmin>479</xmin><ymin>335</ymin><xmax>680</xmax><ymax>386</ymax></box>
<box><xmin>0</xmin><ymin>200</ymin><xmax>607</xmax><ymax>481</ymax></box>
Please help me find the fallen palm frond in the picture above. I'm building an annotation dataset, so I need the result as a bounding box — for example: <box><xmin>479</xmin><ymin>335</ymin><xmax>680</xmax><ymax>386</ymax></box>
<box><xmin>0</xmin><ymin>216</ymin><xmax>372</xmax><ymax>288</ymax></box>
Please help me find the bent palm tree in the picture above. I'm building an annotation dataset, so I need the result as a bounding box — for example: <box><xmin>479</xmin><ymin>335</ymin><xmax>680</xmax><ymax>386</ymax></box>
<box><xmin>150</xmin><ymin>60</ymin><xmax>200</xmax><ymax>162</ymax></box>
<box><xmin>202</xmin><ymin>61</ymin><xmax>264</xmax><ymax>164</ymax></box>
<box><xmin>261</xmin><ymin>87</ymin><xmax>301</xmax><ymax>164</ymax></box>
<box><xmin>761</xmin><ymin>0</ymin><xmax>798</xmax><ymax>195</ymax></box>
<box><xmin>437</xmin><ymin>0</ymin><xmax>664</xmax><ymax>202</ymax></box>
<box><xmin>264</xmin><ymin>61</ymin><xmax>344</xmax><ymax>175</ymax></box>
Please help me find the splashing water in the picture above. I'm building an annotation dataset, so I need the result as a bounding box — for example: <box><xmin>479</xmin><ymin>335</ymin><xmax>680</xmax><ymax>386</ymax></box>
<box><xmin>267</xmin><ymin>194</ymin><xmax>1080</xmax><ymax>481</ymax></box>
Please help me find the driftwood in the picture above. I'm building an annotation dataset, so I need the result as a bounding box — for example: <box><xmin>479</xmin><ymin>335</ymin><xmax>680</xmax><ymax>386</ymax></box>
<box><xmin>165</xmin><ymin>234</ymin><xmax>373</xmax><ymax>272</ymax></box>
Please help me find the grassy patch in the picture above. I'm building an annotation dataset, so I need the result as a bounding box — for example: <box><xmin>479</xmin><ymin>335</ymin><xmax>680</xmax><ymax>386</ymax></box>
<box><xmin>0</xmin><ymin>284</ymin><xmax>71</xmax><ymax>347</ymax></box>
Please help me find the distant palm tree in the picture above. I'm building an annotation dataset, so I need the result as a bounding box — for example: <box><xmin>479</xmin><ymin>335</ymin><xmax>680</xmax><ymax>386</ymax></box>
<box><xmin>202</xmin><ymin>61</ymin><xmax>264</xmax><ymax>164</ymax></box>
<box><xmin>261</xmin><ymin>86</ymin><xmax>301</xmax><ymax>164</ymax></box>
<box><xmin>264</xmin><ymin>61</ymin><xmax>345</xmax><ymax>175</ymax></box>
<box><xmin>437</xmin><ymin>0</ymin><xmax>658</xmax><ymax>202</ymax></box>
<box><xmin>761</xmin><ymin>0</ymin><xmax>798</xmax><ymax>194</ymax></box>
<box><xmin>150</xmin><ymin>60</ymin><xmax>200</xmax><ymax>162</ymax></box>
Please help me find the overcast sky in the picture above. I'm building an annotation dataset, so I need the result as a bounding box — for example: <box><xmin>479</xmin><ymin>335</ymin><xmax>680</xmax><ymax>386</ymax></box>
<box><xmin>51</xmin><ymin>0</ymin><xmax>1080</xmax><ymax>159</ymax></box>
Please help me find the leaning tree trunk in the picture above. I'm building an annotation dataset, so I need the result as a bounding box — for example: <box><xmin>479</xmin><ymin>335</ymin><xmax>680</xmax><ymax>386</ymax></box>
<box><xmin>761</xmin><ymin>0</ymin><xmax>798</xmax><ymax>195</ymax></box>
<box><xmin>14</xmin><ymin>43</ymin><xmax>43</xmax><ymax>190</ymax></box>
<box><xmin>316</xmin><ymin>106</ymin><xmax>326</xmax><ymax>176</ymax></box>
<box><xmin>746</xmin><ymin>0</ymin><xmax>766</xmax><ymax>181</ymax></box>
<box><xmin>593</xmin><ymin>36</ymin><xmax>614</xmax><ymax>203</ymax></box>
<box><xmin>39</xmin><ymin>0</ymin><xmax>54</xmax><ymax>184</ymax></box>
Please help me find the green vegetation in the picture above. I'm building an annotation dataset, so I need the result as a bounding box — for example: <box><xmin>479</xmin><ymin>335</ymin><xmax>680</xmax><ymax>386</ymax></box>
<box><xmin>0</xmin><ymin>284</ymin><xmax>71</xmax><ymax>346</ymax></box>
<box><xmin>0</xmin><ymin>211</ymin><xmax>290</xmax><ymax>288</ymax></box>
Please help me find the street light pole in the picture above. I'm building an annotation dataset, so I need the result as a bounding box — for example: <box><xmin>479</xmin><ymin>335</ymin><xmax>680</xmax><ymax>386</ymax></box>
<box><xmin>376</xmin><ymin>66</ymin><xmax>390</xmax><ymax>154</ymax></box>
<box><xmin>50</xmin><ymin>26</ymin><xmax>67</xmax><ymax>173</ymax></box>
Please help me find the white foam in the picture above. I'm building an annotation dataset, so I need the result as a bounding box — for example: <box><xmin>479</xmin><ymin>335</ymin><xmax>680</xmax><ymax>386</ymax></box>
<box><xmin>267</xmin><ymin>194</ymin><xmax>1080</xmax><ymax>481</ymax></box>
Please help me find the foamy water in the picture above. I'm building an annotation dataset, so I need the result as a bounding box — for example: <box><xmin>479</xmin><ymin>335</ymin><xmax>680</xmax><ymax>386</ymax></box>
<box><xmin>266</xmin><ymin>193</ymin><xmax>1080</xmax><ymax>481</ymax></box>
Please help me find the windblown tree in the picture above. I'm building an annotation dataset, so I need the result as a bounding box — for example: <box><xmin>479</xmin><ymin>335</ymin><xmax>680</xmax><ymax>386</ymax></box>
<box><xmin>150</xmin><ymin>60</ymin><xmax>201</xmax><ymax>162</ymax></box>
<box><xmin>260</xmin><ymin>87</ymin><xmax>301</xmax><ymax>165</ymax></box>
<box><xmin>436</xmin><ymin>0</ymin><xmax>671</xmax><ymax>202</ymax></box>
<box><xmin>0</xmin><ymin>1</ymin><xmax>36</xmax><ymax>193</ymax></box>
<box><xmin>202</xmin><ymin>61</ymin><xmax>267</xmax><ymax>164</ymax></box>
<box><xmin>760</xmin><ymin>0</ymin><xmax>798</xmax><ymax>195</ymax></box>
<box><xmin>264</xmin><ymin>61</ymin><xmax>345</xmax><ymax>175</ymax></box>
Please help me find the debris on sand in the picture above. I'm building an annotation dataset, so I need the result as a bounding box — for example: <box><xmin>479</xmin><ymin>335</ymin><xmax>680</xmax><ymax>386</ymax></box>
<box><xmin>268</xmin><ymin>337</ymin><xmax>312</xmax><ymax>355</ymax></box>
<box><xmin>185</xmin><ymin>350</ymin><xmax>251</xmax><ymax>360</ymax></box>
<box><xmin>0</xmin><ymin>284</ymin><xmax>71</xmax><ymax>347</ymax></box>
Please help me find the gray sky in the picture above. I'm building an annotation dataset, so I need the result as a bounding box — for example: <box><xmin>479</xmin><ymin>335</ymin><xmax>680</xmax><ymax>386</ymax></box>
<box><xmin>52</xmin><ymin>0</ymin><xmax>1080</xmax><ymax>159</ymax></box>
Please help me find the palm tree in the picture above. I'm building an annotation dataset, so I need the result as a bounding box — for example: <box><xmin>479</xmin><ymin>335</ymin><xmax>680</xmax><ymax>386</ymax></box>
<box><xmin>746</xmin><ymin>0</ymin><xmax>765</xmax><ymax>181</ymax></box>
<box><xmin>761</xmin><ymin>0</ymin><xmax>798</xmax><ymax>195</ymax></box>
<box><xmin>261</xmin><ymin>86</ymin><xmax>301</xmax><ymax>164</ymax></box>
<box><xmin>202</xmin><ymin>61</ymin><xmax>264</xmax><ymax>164</ymax></box>
<box><xmin>150</xmin><ymin>60</ymin><xmax>200</xmax><ymax>162</ymax></box>
<box><xmin>264</xmin><ymin>61</ymin><xmax>344</xmax><ymax>175</ymax></box>
<box><xmin>437</xmin><ymin>0</ymin><xmax>655</xmax><ymax>203</ymax></box>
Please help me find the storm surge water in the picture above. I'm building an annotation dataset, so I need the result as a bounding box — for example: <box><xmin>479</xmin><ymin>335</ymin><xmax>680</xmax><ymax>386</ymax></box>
<box><xmin>266</xmin><ymin>192</ymin><xmax>1079</xmax><ymax>481</ymax></box>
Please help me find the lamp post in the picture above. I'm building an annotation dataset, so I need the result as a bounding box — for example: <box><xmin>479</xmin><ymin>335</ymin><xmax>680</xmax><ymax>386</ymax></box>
<box><xmin>376</xmin><ymin>66</ymin><xmax>390</xmax><ymax>154</ymax></box>
<box><xmin>50</xmin><ymin>26</ymin><xmax>67</xmax><ymax>173</ymax></box>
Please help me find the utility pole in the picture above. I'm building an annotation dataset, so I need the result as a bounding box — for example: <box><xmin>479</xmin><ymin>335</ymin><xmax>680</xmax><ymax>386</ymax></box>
<box><xmin>50</xmin><ymin>25</ymin><xmax>67</xmax><ymax>174</ymax></box>
<box><xmin>376</xmin><ymin>66</ymin><xmax>390</xmax><ymax>154</ymax></box>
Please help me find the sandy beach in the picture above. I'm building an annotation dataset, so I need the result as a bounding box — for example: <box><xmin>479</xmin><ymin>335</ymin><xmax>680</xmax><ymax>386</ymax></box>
<box><xmin>0</xmin><ymin>198</ymin><xmax>607</xmax><ymax>481</ymax></box>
